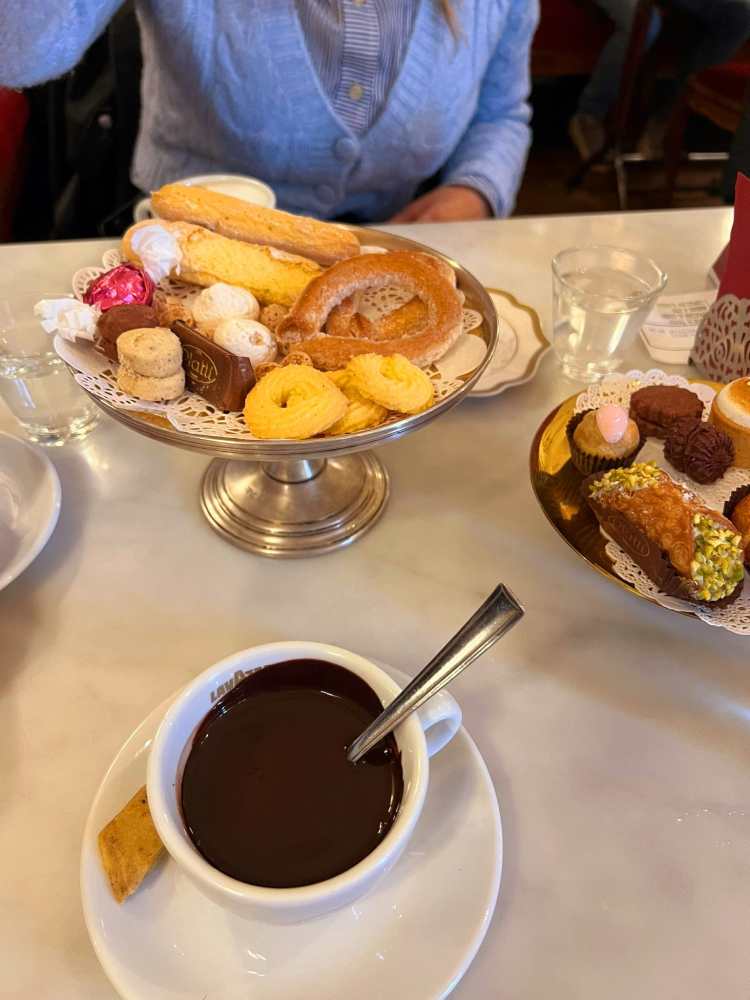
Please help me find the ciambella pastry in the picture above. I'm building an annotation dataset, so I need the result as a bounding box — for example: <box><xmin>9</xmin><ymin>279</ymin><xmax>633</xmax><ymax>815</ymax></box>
<box><xmin>277</xmin><ymin>252</ymin><xmax>463</xmax><ymax>370</ymax></box>
<box><xmin>95</xmin><ymin>303</ymin><xmax>159</xmax><ymax>362</ymax></box>
<box><xmin>628</xmin><ymin>385</ymin><xmax>703</xmax><ymax>439</ymax></box>
<box><xmin>243</xmin><ymin>365</ymin><xmax>347</xmax><ymax>439</ymax></box>
<box><xmin>122</xmin><ymin>220</ymin><xmax>322</xmax><ymax>306</ymax></box>
<box><xmin>584</xmin><ymin>462</ymin><xmax>745</xmax><ymax>605</ymax></box>
<box><xmin>325</xmin><ymin>369</ymin><xmax>388</xmax><ymax>435</ymax></box>
<box><xmin>323</xmin><ymin>252</ymin><xmax>458</xmax><ymax>341</ymax></box>
<box><xmin>567</xmin><ymin>404</ymin><xmax>641</xmax><ymax>475</ymax></box>
<box><xmin>663</xmin><ymin>416</ymin><xmax>734</xmax><ymax>484</ymax></box>
<box><xmin>151</xmin><ymin>182</ymin><xmax>360</xmax><ymax>266</ymax></box>
<box><xmin>191</xmin><ymin>282</ymin><xmax>260</xmax><ymax>336</ymax></box>
<box><xmin>346</xmin><ymin>353</ymin><xmax>434</xmax><ymax>414</ymax></box>
<box><xmin>116</xmin><ymin>327</ymin><xmax>185</xmax><ymax>401</ymax></box>
<box><xmin>212</xmin><ymin>318</ymin><xmax>277</xmax><ymax>366</ymax></box>
<box><xmin>724</xmin><ymin>485</ymin><xmax>750</xmax><ymax>567</ymax></box>
<box><xmin>709</xmin><ymin>377</ymin><xmax>750</xmax><ymax>468</ymax></box>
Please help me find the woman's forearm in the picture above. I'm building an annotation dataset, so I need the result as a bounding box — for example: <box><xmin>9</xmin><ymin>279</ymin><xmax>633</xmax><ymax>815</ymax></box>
<box><xmin>441</xmin><ymin>0</ymin><xmax>539</xmax><ymax>217</ymax></box>
<box><xmin>0</xmin><ymin>0</ymin><xmax>123</xmax><ymax>87</ymax></box>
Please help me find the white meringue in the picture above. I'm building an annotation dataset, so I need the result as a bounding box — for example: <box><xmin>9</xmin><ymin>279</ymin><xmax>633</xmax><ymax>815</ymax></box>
<box><xmin>129</xmin><ymin>224</ymin><xmax>182</xmax><ymax>283</ymax></box>
<box><xmin>192</xmin><ymin>283</ymin><xmax>260</xmax><ymax>336</ymax></box>
<box><xmin>34</xmin><ymin>297</ymin><xmax>98</xmax><ymax>342</ymax></box>
<box><xmin>213</xmin><ymin>318</ymin><xmax>277</xmax><ymax>366</ymax></box>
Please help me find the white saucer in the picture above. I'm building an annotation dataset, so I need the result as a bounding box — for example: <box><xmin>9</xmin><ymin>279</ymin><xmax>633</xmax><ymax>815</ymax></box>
<box><xmin>81</xmin><ymin>666</ymin><xmax>502</xmax><ymax>1000</ymax></box>
<box><xmin>0</xmin><ymin>431</ymin><xmax>61</xmax><ymax>591</ymax></box>
<box><xmin>470</xmin><ymin>290</ymin><xmax>549</xmax><ymax>397</ymax></box>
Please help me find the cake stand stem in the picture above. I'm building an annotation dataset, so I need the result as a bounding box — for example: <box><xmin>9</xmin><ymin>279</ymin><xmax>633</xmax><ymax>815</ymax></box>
<box><xmin>200</xmin><ymin>452</ymin><xmax>390</xmax><ymax>558</ymax></box>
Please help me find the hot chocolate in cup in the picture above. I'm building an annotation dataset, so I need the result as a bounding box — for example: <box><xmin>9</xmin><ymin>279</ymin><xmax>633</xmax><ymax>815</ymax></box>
<box><xmin>147</xmin><ymin>641</ymin><xmax>461</xmax><ymax>924</ymax></box>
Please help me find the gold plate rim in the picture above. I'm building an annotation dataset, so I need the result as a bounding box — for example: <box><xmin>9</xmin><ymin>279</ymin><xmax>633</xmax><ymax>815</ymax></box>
<box><xmin>529</xmin><ymin>378</ymin><xmax>723</xmax><ymax>617</ymax></box>
<box><xmin>469</xmin><ymin>287</ymin><xmax>549</xmax><ymax>397</ymax></box>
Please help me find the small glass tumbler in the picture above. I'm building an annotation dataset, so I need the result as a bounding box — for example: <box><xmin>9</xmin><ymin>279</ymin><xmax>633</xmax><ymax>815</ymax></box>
<box><xmin>551</xmin><ymin>245</ymin><xmax>667</xmax><ymax>382</ymax></box>
<box><xmin>0</xmin><ymin>300</ymin><xmax>99</xmax><ymax>446</ymax></box>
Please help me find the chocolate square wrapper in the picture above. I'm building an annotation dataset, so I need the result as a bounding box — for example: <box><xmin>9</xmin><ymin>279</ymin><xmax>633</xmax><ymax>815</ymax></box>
<box><xmin>566</xmin><ymin>410</ymin><xmax>642</xmax><ymax>476</ymax></box>
<box><xmin>172</xmin><ymin>320</ymin><xmax>255</xmax><ymax>412</ymax></box>
<box><xmin>581</xmin><ymin>474</ymin><xmax>743</xmax><ymax>608</ymax></box>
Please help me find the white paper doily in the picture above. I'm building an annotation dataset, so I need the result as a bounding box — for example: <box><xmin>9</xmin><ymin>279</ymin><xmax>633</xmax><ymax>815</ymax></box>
<box><xmin>605</xmin><ymin>540</ymin><xmax>750</xmax><ymax>635</ymax></box>
<box><xmin>574</xmin><ymin>368</ymin><xmax>716</xmax><ymax>419</ymax></box>
<box><xmin>576</xmin><ymin>369</ymin><xmax>750</xmax><ymax>634</ymax></box>
<box><xmin>59</xmin><ymin>251</ymin><xmax>475</xmax><ymax>441</ymax></box>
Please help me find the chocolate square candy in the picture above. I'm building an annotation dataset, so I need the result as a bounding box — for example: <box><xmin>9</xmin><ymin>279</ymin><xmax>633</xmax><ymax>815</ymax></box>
<box><xmin>172</xmin><ymin>320</ymin><xmax>255</xmax><ymax>412</ymax></box>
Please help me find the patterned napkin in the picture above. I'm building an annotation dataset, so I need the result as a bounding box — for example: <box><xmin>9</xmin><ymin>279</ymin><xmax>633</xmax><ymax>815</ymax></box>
<box><xmin>692</xmin><ymin>172</ymin><xmax>750</xmax><ymax>381</ymax></box>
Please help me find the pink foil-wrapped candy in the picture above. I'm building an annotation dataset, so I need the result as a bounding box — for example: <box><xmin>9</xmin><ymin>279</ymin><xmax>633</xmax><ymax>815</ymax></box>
<box><xmin>83</xmin><ymin>263</ymin><xmax>155</xmax><ymax>312</ymax></box>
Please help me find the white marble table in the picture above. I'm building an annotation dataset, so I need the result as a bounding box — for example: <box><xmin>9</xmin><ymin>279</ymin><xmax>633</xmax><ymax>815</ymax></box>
<box><xmin>2</xmin><ymin>208</ymin><xmax>748</xmax><ymax>1000</ymax></box>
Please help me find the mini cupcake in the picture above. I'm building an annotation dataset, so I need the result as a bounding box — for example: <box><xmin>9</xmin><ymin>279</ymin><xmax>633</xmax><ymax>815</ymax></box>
<box><xmin>567</xmin><ymin>404</ymin><xmax>642</xmax><ymax>474</ymax></box>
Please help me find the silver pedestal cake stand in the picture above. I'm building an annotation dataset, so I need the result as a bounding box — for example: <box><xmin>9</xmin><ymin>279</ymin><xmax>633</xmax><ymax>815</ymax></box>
<box><xmin>79</xmin><ymin>228</ymin><xmax>498</xmax><ymax>557</ymax></box>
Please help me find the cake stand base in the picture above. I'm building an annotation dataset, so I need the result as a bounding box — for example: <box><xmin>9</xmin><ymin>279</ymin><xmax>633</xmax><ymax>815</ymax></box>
<box><xmin>200</xmin><ymin>453</ymin><xmax>390</xmax><ymax>557</ymax></box>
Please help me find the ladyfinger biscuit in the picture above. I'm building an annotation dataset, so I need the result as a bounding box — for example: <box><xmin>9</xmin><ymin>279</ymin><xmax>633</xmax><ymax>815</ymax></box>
<box><xmin>151</xmin><ymin>183</ymin><xmax>360</xmax><ymax>266</ymax></box>
<box><xmin>123</xmin><ymin>220</ymin><xmax>323</xmax><ymax>307</ymax></box>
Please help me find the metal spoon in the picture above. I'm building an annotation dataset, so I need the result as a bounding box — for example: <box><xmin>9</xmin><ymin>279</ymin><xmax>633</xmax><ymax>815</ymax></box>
<box><xmin>347</xmin><ymin>583</ymin><xmax>524</xmax><ymax>763</ymax></box>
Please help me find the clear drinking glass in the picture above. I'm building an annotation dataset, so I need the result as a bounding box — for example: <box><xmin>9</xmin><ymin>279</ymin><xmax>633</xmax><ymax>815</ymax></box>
<box><xmin>0</xmin><ymin>299</ymin><xmax>99</xmax><ymax>446</ymax></box>
<box><xmin>551</xmin><ymin>246</ymin><xmax>667</xmax><ymax>382</ymax></box>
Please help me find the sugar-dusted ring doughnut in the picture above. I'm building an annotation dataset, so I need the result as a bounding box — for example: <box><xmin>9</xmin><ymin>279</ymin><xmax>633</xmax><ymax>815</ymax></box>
<box><xmin>277</xmin><ymin>252</ymin><xmax>463</xmax><ymax>371</ymax></box>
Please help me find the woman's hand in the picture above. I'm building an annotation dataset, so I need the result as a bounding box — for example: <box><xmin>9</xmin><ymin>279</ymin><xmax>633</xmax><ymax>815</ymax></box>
<box><xmin>389</xmin><ymin>185</ymin><xmax>491</xmax><ymax>223</ymax></box>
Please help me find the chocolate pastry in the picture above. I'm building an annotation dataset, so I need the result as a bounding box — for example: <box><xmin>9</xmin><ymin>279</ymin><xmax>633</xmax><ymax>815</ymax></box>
<box><xmin>583</xmin><ymin>463</ymin><xmax>744</xmax><ymax>605</ymax></box>
<box><xmin>664</xmin><ymin>417</ymin><xmax>735</xmax><ymax>484</ymax></box>
<box><xmin>724</xmin><ymin>484</ymin><xmax>750</xmax><ymax>567</ymax></box>
<box><xmin>171</xmin><ymin>320</ymin><xmax>255</xmax><ymax>412</ymax></box>
<box><xmin>629</xmin><ymin>386</ymin><xmax>703</xmax><ymax>439</ymax></box>
<box><xmin>95</xmin><ymin>303</ymin><xmax>159</xmax><ymax>362</ymax></box>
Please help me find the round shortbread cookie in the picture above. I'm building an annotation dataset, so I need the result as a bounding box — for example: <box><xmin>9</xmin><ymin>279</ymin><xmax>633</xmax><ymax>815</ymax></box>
<box><xmin>116</xmin><ymin>327</ymin><xmax>183</xmax><ymax>378</ymax></box>
<box><xmin>117</xmin><ymin>364</ymin><xmax>185</xmax><ymax>402</ymax></box>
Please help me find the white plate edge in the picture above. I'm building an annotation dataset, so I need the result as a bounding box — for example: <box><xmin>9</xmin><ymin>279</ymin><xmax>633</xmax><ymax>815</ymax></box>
<box><xmin>0</xmin><ymin>432</ymin><xmax>62</xmax><ymax>591</ymax></box>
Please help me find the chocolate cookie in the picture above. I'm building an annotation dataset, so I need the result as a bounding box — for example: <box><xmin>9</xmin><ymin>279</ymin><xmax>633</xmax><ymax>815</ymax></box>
<box><xmin>629</xmin><ymin>386</ymin><xmax>703</xmax><ymax>439</ymax></box>
<box><xmin>664</xmin><ymin>416</ymin><xmax>735</xmax><ymax>484</ymax></box>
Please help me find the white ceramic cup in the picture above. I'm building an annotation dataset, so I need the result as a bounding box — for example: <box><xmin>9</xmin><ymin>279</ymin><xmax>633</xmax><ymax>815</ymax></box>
<box><xmin>147</xmin><ymin>641</ymin><xmax>461</xmax><ymax>924</ymax></box>
<box><xmin>133</xmin><ymin>173</ymin><xmax>276</xmax><ymax>222</ymax></box>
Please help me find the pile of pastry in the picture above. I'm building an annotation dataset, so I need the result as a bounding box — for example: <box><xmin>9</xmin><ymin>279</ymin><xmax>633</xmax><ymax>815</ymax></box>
<box><xmin>71</xmin><ymin>183</ymin><xmax>469</xmax><ymax>439</ymax></box>
<box><xmin>567</xmin><ymin>381</ymin><xmax>750</xmax><ymax>607</ymax></box>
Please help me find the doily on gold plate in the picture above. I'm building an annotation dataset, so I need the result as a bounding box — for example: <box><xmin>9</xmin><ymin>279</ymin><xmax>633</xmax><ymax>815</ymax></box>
<box><xmin>577</xmin><ymin>370</ymin><xmax>750</xmax><ymax>635</ymax></box>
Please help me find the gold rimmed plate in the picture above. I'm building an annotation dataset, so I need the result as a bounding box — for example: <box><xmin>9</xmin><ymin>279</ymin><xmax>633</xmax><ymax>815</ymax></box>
<box><xmin>529</xmin><ymin>379</ymin><xmax>722</xmax><ymax>613</ymax></box>
<box><xmin>469</xmin><ymin>289</ymin><xmax>548</xmax><ymax>398</ymax></box>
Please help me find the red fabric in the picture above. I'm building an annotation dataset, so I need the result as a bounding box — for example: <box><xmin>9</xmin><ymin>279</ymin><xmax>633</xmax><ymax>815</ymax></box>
<box><xmin>695</xmin><ymin>59</ymin><xmax>750</xmax><ymax>104</ymax></box>
<box><xmin>717</xmin><ymin>173</ymin><xmax>750</xmax><ymax>298</ymax></box>
<box><xmin>0</xmin><ymin>88</ymin><xmax>29</xmax><ymax>242</ymax></box>
<box><xmin>533</xmin><ymin>0</ymin><xmax>611</xmax><ymax>63</ymax></box>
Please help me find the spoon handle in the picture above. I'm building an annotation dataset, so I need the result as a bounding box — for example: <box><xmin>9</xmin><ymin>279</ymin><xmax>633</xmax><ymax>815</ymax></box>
<box><xmin>347</xmin><ymin>584</ymin><xmax>524</xmax><ymax>763</ymax></box>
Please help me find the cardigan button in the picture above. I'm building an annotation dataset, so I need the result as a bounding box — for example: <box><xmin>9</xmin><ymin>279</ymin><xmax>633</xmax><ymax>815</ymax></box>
<box><xmin>316</xmin><ymin>185</ymin><xmax>336</xmax><ymax>204</ymax></box>
<box><xmin>334</xmin><ymin>138</ymin><xmax>358</xmax><ymax>163</ymax></box>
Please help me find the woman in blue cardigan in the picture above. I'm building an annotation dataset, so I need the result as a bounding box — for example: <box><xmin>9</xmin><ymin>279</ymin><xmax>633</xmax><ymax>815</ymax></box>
<box><xmin>0</xmin><ymin>1</ymin><xmax>538</xmax><ymax>223</ymax></box>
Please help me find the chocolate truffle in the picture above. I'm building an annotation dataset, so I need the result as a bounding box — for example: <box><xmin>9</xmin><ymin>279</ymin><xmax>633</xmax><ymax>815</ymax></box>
<box><xmin>664</xmin><ymin>416</ymin><xmax>734</xmax><ymax>484</ymax></box>
<box><xmin>629</xmin><ymin>385</ymin><xmax>703</xmax><ymax>439</ymax></box>
<box><xmin>95</xmin><ymin>303</ymin><xmax>159</xmax><ymax>362</ymax></box>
